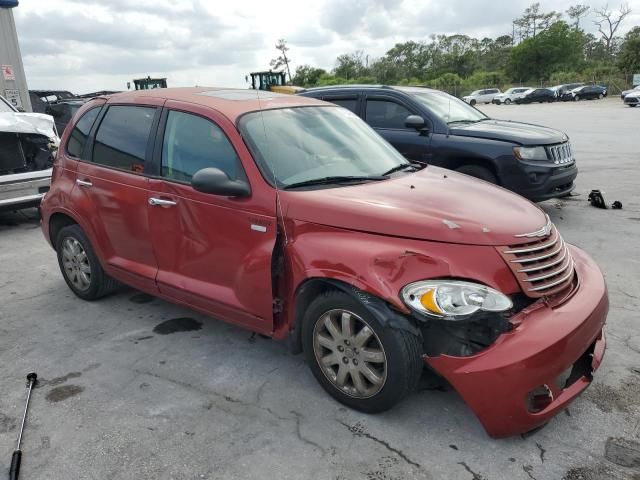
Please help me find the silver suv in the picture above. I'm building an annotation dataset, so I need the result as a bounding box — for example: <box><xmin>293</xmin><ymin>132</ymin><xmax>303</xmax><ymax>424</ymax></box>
<box><xmin>0</xmin><ymin>95</ymin><xmax>59</xmax><ymax>211</ymax></box>
<box><xmin>462</xmin><ymin>88</ymin><xmax>501</xmax><ymax>106</ymax></box>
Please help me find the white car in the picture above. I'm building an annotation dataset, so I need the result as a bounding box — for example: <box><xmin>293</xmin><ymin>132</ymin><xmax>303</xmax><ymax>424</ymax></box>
<box><xmin>0</xmin><ymin>95</ymin><xmax>59</xmax><ymax>211</ymax></box>
<box><xmin>624</xmin><ymin>90</ymin><xmax>640</xmax><ymax>107</ymax></box>
<box><xmin>462</xmin><ymin>88</ymin><xmax>501</xmax><ymax>106</ymax></box>
<box><xmin>491</xmin><ymin>87</ymin><xmax>532</xmax><ymax>105</ymax></box>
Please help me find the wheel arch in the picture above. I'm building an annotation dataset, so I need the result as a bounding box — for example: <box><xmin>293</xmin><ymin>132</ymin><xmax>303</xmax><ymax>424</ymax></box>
<box><xmin>49</xmin><ymin>211</ymin><xmax>79</xmax><ymax>247</ymax></box>
<box><xmin>446</xmin><ymin>158</ymin><xmax>500</xmax><ymax>184</ymax></box>
<box><xmin>287</xmin><ymin>277</ymin><xmax>420</xmax><ymax>354</ymax></box>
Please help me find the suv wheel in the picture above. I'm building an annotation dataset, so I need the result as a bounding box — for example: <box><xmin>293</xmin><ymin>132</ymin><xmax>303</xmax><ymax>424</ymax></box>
<box><xmin>302</xmin><ymin>290</ymin><xmax>422</xmax><ymax>413</ymax></box>
<box><xmin>504</xmin><ymin>99</ymin><xmax>511</xmax><ymax>105</ymax></box>
<box><xmin>455</xmin><ymin>165</ymin><xmax>498</xmax><ymax>184</ymax></box>
<box><xmin>56</xmin><ymin>224</ymin><xmax>119</xmax><ymax>300</ymax></box>
<box><xmin>470</xmin><ymin>99</ymin><xmax>476</xmax><ymax>106</ymax></box>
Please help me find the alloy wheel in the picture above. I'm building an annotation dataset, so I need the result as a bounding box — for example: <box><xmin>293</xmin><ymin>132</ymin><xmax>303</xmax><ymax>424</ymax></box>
<box><xmin>61</xmin><ymin>237</ymin><xmax>91</xmax><ymax>291</ymax></box>
<box><xmin>313</xmin><ymin>309</ymin><xmax>387</xmax><ymax>398</ymax></box>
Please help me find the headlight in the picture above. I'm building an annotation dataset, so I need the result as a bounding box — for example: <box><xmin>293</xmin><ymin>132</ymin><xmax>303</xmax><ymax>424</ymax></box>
<box><xmin>401</xmin><ymin>280</ymin><xmax>513</xmax><ymax>320</ymax></box>
<box><xmin>513</xmin><ymin>146</ymin><xmax>548</xmax><ymax>161</ymax></box>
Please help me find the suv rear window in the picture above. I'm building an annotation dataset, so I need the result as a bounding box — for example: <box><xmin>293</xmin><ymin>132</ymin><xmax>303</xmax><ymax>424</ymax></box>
<box><xmin>67</xmin><ymin>107</ymin><xmax>101</xmax><ymax>158</ymax></box>
<box><xmin>324</xmin><ymin>97</ymin><xmax>358</xmax><ymax>113</ymax></box>
<box><xmin>93</xmin><ymin>106</ymin><xmax>156</xmax><ymax>173</ymax></box>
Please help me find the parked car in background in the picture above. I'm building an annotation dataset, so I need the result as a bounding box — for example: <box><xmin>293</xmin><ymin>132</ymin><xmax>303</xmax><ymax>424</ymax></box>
<box><xmin>621</xmin><ymin>85</ymin><xmax>640</xmax><ymax>100</ymax></box>
<box><xmin>549</xmin><ymin>83</ymin><xmax>584</xmax><ymax>100</ymax></box>
<box><xmin>462</xmin><ymin>88</ymin><xmax>501</xmax><ymax>105</ymax></box>
<box><xmin>0</xmin><ymin>94</ymin><xmax>59</xmax><ymax>211</ymax></box>
<box><xmin>515</xmin><ymin>88</ymin><xmax>556</xmax><ymax>104</ymax></box>
<box><xmin>623</xmin><ymin>90</ymin><xmax>639</xmax><ymax>107</ymax></box>
<box><xmin>560</xmin><ymin>85</ymin><xmax>607</xmax><ymax>102</ymax></box>
<box><xmin>492</xmin><ymin>87</ymin><xmax>531</xmax><ymax>105</ymax></box>
<box><xmin>299</xmin><ymin>85</ymin><xmax>577</xmax><ymax>201</ymax></box>
<box><xmin>40</xmin><ymin>87</ymin><xmax>608</xmax><ymax>438</ymax></box>
<box><xmin>46</xmin><ymin>100</ymin><xmax>87</xmax><ymax>134</ymax></box>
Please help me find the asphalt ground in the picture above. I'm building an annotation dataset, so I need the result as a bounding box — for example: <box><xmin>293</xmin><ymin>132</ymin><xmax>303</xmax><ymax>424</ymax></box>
<box><xmin>0</xmin><ymin>97</ymin><xmax>638</xmax><ymax>480</ymax></box>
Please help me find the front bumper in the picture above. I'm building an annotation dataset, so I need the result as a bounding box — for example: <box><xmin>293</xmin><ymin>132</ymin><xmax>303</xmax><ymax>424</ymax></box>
<box><xmin>499</xmin><ymin>158</ymin><xmax>577</xmax><ymax>202</ymax></box>
<box><xmin>0</xmin><ymin>169</ymin><xmax>52</xmax><ymax>211</ymax></box>
<box><xmin>424</xmin><ymin>245</ymin><xmax>608</xmax><ymax>438</ymax></box>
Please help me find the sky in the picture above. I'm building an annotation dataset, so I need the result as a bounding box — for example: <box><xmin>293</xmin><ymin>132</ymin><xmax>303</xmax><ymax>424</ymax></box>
<box><xmin>11</xmin><ymin>0</ymin><xmax>640</xmax><ymax>94</ymax></box>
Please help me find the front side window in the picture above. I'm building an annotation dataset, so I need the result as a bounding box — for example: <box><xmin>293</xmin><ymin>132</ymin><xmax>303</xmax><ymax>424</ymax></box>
<box><xmin>240</xmin><ymin>106</ymin><xmax>409</xmax><ymax>188</ymax></box>
<box><xmin>161</xmin><ymin>110</ymin><xmax>243</xmax><ymax>183</ymax></box>
<box><xmin>365</xmin><ymin>99</ymin><xmax>413</xmax><ymax>129</ymax></box>
<box><xmin>325</xmin><ymin>97</ymin><xmax>358</xmax><ymax>113</ymax></box>
<box><xmin>66</xmin><ymin>107</ymin><xmax>101</xmax><ymax>158</ymax></box>
<box><xmin>407</xmin><ymin>90</ymin><xmax>487</xmax><ymax>124</ymax></box>
<box><xmin>93</xmin><ymin>105</ymin><xmax>156</xmax><ymax>173</ymax></box>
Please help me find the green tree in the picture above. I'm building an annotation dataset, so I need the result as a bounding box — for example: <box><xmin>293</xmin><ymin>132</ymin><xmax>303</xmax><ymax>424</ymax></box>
<box><xmin>509</xmin><ymin>21</ymin><xmax>586</xmax><ymax>80</ymax></box>
<box><xmin>270</xmin><ymin>39</ymin><xmax>292</xmax><ymax>82</ymax></box>
<box><xmin>513</xmin><ymin>2</ymin><xmax>561</xmax><ymax>41</ymax></box>
<box><xmin>618</xmin><ymin>27</ymin><xmax>640</xmax><ymax>74</ymax></box>
<box><xmin>566</xmin><ymin>4</ymin><xmax>590</xmax><ymax>30</ymax></box>
<box><xmin>292</xmin><ymin>65</ymin><xmax>327</xmax><ymax>87</ymax></box>
<box><xmin>333</xmin><ymin>51</ymin><xmax>369</xmax><ymax>80</ymax></box>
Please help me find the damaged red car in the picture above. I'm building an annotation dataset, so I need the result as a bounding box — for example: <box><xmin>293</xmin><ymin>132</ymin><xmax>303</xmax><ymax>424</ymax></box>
<box><xmin>40</xmin><ymin>88</ymin><xmax>608</xmax><ymax>438</ymax></box>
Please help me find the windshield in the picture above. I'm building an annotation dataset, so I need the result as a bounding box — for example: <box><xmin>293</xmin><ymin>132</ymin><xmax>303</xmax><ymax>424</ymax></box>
<box><xmin>0</xmin><ymin>96</ymin><xmax>17</xmax><ymax>113</ymax></box>
<box><xmin>409</xmin><ymin>90</ymin><xmax>487</xmax><ymax>124</ymax></box>
<box><xmin>239</xmin><ymin>106</ymin><xmax>410</xmax><ymax>188</ymax></box>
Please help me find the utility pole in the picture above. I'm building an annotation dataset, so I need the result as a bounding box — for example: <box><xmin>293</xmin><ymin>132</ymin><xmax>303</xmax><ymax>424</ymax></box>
<box><xmin>0</xmin><ymin>0</ymin><xmax>32</xmax><ymax>111</ymax></box>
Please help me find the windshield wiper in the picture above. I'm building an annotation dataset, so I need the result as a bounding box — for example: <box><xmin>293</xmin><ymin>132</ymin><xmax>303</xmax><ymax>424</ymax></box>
<box><xmin>381</xmin><ymin>162</ymin><xmax>419</xmax><ymax>176</ymax></box>
<box><xmin>283</xmin><ymin>175</ymin><xmax>388</xmax><ymax>190</ymax></box>
<box><xmin>447</xmin><ymin>119</ymin><xmax>480</xmax><ymax>125</ymax></box>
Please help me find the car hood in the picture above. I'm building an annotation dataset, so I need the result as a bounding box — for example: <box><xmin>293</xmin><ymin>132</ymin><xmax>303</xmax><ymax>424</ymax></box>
<box><xmin>626</xmin><ymin>91</ymin><xmax>640</xmax><ymax>99</ymax></box>
<box><xmin>448</xmin><ymin>119</ymin><xmax>566</xmax><ymax>145</ymax></box>
<box><xmin>0</xmin><ymin>111</ymin><xmax>59</xmax><ymax>142</ymax></box>
<box><xmin>280</xmin><ymin>166</ymin><xmax>547</xmax><ymax>246</ymax></box>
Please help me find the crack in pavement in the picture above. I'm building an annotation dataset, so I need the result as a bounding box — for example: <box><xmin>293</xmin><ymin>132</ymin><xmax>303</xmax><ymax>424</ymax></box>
<box><xmin>458</xmin><ymin>462</ymin><xmax>487</xmax><ymax>480</ymax></box>
<box><xmin>339</xmin><ymin>421</ymin><xmax>421</xmax><ymax>470</ymax></box>
<box><xmin>291</xmin><ymin>410</ymin><xmax>326</xmax><ymax>454</ymax></box>
<box><xmin>536</xmin><ymin>442</ymin><xmax>546</xmax><ymax>463</ymax></box>
<box><xmin>523</xmin><ymin>464</ymin><xmax>536</xmax><ymax>480</ymax></box>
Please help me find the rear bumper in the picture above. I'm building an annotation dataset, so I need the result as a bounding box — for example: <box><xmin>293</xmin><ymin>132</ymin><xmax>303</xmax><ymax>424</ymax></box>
<box><xmin>0</xmin><ymin>170</ymin><xmax>51</xmax><ymax>211</ymax></box>
<box><xmin>425</xmin><ymin>245</ymin><xmax>608</xmax><ymax>438</ymax></box>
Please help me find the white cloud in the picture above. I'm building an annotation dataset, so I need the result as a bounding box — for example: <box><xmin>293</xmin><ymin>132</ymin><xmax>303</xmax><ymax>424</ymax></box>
<box><xmin>10</xmin><ymin>0</ymin><xmax>640</xmax><ymax>93</ymax></box>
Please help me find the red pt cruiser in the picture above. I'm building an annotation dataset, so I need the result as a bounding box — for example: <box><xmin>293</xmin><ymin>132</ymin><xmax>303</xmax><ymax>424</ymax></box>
<box><xmin>40</xmin><ymin>88</ymin><xmax>608</xmax><ymax>437</ymax></box>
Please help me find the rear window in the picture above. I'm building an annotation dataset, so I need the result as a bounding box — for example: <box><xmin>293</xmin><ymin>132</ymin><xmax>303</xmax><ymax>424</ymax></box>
<box><xmin>92</xmin><ymin>105</ymin><xmax>156</xmax><ymax>173</ymax></box>
<box><xmin>325</xmin><ymin>97</ymin><xmax>358</xmax><ymax>113</ymax></box>
<box><xmin>66</xmin><ymin>107</ymin><xmax>101</xmax><ymax>158</ymax></box>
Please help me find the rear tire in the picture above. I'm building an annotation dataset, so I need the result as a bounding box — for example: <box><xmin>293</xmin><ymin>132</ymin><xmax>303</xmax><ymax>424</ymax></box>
<box><xmin>505</xmin><ymin>99</ymin><xmax>511</xmax><ymax>105</ymax></box>
<box><xmin>56</xmin><ymin>224</ymin><xmax>119</xmax><ymax>300</ymax></box>
<box><xmin>629</xmin><ymin>104</ymin><xmax>637</xmax><ymax>107</ymax></box>
<box><xmin>455</xmin><ymin>165</ymin><xmax>498</xmax><ymax>184</ymax></box>
<box><xmin>302</xmin><ymin>289</ymin><xmax>422</xmax><ymax>413</ymax></box>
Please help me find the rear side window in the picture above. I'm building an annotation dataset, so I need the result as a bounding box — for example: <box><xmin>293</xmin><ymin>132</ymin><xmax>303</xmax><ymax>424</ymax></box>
<box><xmin>366</xmin><ymin>100</ymin><xmax>412</xmax><ymax>129</ymax></box>
<box><xmin>325</xmin><ymin>97</ymin><xmax>358</xmax><ymax>113</ymax></box>
<box><xmin>93</xmin><ymin>106</ymin><xmax>156</xmax><ymax>173</ymax></box>
<box><xmin>66</xmin><ymin>107</ymin><xmax>101</xmax><ymax>158</ymax></box>
<box><xmin>161</xmin><ymin>110</ymin><xmax>243</xmax><ymax>183</ymax></box>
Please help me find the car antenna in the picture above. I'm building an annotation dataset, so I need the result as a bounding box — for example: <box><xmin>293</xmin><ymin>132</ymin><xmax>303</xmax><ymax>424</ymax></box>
<box><xmin>254</xmin><ymin>88</ymin><xmax>289</xmax><ymax>245</ymax></box>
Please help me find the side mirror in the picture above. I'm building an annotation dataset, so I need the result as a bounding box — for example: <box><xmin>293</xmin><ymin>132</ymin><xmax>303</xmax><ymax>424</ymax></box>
<box><xmin>191</xmin><ymin>168</ymin><xmax>250</xmax><ymax>198</ymax></box>
<box><xmin>405</xmin><ymin>115</ymin><xmax>428</xmax><ymax>132</ymax></box>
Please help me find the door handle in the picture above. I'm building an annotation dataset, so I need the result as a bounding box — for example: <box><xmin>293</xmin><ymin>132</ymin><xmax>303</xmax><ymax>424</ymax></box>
<box><xmin>76</xmin><ymin>179</ymin><xmax>92</xmax><ymax>187</ymax></box>
<box><xmin>149</xmin><ymin>197</ymin><xmax>177</xmax><ymax>206</ymax></box>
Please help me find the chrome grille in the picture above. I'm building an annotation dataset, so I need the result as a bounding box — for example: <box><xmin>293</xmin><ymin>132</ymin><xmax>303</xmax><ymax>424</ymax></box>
<box><xmin>547</xmin><ymin>142</ymin><xmax>574</xmax><ymax>165</ymax></box>
<box><xmin>498</xmin><ymin>225</ymin><xmax>576</xmax><ymax>298</ymax></box>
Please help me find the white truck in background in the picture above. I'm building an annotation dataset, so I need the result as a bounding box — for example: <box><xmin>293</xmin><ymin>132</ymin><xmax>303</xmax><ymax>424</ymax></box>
<box><xmin>0</xmin><ymin>94</ymin><xmax>59</xmax><ymax>211</ymax></box>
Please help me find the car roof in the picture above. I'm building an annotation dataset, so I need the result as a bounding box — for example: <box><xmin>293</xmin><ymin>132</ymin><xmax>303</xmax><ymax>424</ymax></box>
<box><xmin>302</xmin><ymin>85</ymin><xmax>447</xmax><ymax>97</ymax></box>
<box><xmin>101</xmin><ymin>87</ymin><xmax>327</xmax><ymax>122</ymax></box>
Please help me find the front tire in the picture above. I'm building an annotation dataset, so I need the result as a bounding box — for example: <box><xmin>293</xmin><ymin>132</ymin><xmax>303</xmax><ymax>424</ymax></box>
<box><xmin>505</xmin><ymin>99</ymin><xmax>511</xmax><ymax>105</ymax></box>
<box><xmin>56</xmin><ymin>224</ymin><xmax>119</xmax><ymax>300</ymax></box>
<box><xmin>574</xmin><ymin>95</ymin><xmax>580</xmax><ymax>101</ymax></box>
<box><xmin>470</xmin><ymin>99</ymin><xmax>476</xmax><ymax>106</ymax></box>
<box><xmin>302</xmin><ymin>290</ymin><xmax>422</xmax><ymax>413</ymax></box>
